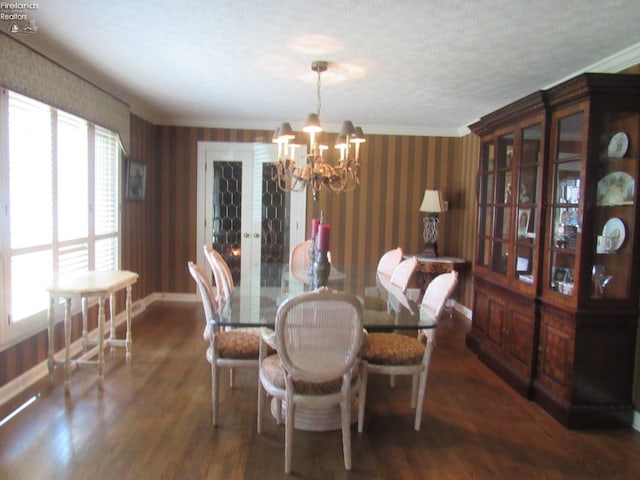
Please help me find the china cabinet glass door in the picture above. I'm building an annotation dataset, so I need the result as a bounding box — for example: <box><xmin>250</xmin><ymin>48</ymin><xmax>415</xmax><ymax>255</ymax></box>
<box><xmin>476</xmin><ymin>133</ymin><xmax>514</xmax><ymax>276</ymax></box>
<box><xmin>513</xmin><ymin>123</ymin><xmax>542</xmax><ymax>287</ymax></box>
<box><xmin>547</xmin><ymin>111</ymin><xmax>583</xmax><ymax>298</ymax></box>
<box><xmin>476</xmin><ymin>141</ymin><xmax>494</xmax><ymax>270</ymax></box>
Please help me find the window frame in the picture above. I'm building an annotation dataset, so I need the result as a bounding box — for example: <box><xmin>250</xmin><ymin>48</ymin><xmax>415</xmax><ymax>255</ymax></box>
<box><xmin>0</xmin><ymin>89</ymin><xmax>122</xmax><ymax>347</ymax></box>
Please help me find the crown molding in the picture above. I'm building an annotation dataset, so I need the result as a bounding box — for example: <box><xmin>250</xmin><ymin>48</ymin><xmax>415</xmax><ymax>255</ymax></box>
<box><xmin>543</xmin><ymin>41</ymin><xmax>640</xmax><ymax>89</ymax></box>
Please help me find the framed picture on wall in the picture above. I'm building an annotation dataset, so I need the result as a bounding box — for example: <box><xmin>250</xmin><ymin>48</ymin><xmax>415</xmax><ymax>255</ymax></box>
<box><xmin>126</xmin><ymin>159</ymin><xmax>147</xmax><ymax>201</ymax></box>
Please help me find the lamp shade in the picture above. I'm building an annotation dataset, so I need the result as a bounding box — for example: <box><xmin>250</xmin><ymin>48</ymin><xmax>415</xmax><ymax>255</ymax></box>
<box><xmin>419</xmin><ymin>190</ymin><xmax>444</xmax><ymax>213</ymax></box>
<box><xmin>350</xmin><ymin>126</ymin><xmax>366</xmax><ymax>144</ymax></box>
<box><xmin>303</xmin><ymin>113</ymin><xmax>322</xmax><ymax>133</ymax></box>
<box><xmin>339</xmin><ymin>120</ymin><xmax>357</xmax><ymax>137</ymax></box>
<box><xmin>278</xmin><ymin>122</ymin><xmax>295</xmax><ymax>140</ymax></box>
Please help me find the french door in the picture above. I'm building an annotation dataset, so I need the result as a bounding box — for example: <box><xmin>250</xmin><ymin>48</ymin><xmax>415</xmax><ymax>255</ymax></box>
<box><xmin>196</xmin><ymin>142</ymin><xmax>306</xmax><ymax>285</ymax></box>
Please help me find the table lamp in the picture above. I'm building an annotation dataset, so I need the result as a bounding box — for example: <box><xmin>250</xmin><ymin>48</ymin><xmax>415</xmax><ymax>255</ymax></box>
<box><xmin>419</xmin><ymin>189</ymin><xmax>445</xmax><ymax>257</ymax></box>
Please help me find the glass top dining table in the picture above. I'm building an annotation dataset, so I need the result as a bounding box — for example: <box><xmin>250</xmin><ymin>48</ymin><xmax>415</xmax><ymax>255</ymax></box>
<box><xmin>214</xmin><ymin>263</ymin><xmax>438</xmax><ymax>331</ymax></box>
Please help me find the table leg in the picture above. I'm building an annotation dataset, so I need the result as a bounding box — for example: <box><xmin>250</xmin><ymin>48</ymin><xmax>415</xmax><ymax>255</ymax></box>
<box><xmin>81</xmin><ymin>297</ymin><xmax>89</xmax><ymax>353</ymax></box>
<box><xmin>109</xmin><ymin>293</ymin><xmax>116</xmax><ymax>357</ymax></box>
<box><xmin>47</xmin><ymin>297</ymin><xmax>55</xmax><ymax>384</ymax></box>
<box><xmin>125</xmin><ymin>285</ymin><xmax>133</xmax><ymax>362</ymax></box>
<box><xmin>64</xmin><ymin>298</ymin><xmax>72</xmax><ymax>395</ymax></box>
<box><xmin>97</xmin><ymin>296</ymin><xmax>105</xmax><ymax>389</ymax></box>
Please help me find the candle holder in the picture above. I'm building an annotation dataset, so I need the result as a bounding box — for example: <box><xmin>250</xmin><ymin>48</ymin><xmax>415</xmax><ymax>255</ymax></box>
<box><xmin>313</xmin><ymin>250</ymin><xmax>331</xmax><ymax>288</ymax></box>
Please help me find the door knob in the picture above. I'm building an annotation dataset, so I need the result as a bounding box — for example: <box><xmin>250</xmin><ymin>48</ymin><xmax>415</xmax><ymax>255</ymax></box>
<box><xmin>243</xmin><ymin>232</ymin><xmax>250</xmax><ymax>238</ymax></box>
<box><xmin>253</xmin><ymin>233</ymin><xmax>260</xmax><ymax>238</ymax></box>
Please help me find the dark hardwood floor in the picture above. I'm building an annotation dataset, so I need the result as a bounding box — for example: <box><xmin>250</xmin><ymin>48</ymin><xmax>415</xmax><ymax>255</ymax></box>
<box><xmin>2</xmin><ymin>301</ymin><xmax>640</xmax><ymax>479</ymax></box>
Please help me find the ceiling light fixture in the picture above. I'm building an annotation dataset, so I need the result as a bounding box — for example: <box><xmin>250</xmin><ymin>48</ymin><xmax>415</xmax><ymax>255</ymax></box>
<box><xmin>272</xmin><ymin>60</ymin><xmax>365</xmax><ymax>201</ymax></box>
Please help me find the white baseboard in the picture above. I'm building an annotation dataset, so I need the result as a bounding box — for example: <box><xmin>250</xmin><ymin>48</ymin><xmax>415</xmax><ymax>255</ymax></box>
<box><xmin>453</xmin><ymin>301</ymin><xmax>472</xmax><ymax>322</ymax></box>
<box><xmin>151</xmin><ymin>292</ymin><xmax>199</xmax><ymax>303</ymax></box>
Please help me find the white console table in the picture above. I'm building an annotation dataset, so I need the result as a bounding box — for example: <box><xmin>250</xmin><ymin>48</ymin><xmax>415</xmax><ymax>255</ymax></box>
<box><xmin>46</xmin><ymin>270</ymin><xmax>139</xmax><ymax>393</ymax></box>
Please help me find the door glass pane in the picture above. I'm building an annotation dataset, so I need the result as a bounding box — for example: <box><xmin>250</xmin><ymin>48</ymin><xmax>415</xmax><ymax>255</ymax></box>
<box><xmin>550</xmin><ymin>251</ymin><xmax>575</xmax><ymax>296</ymax></box>
<box><xmin>515</xmin><ymin>245</ymin><xmax>534</xmax><ymax>284</ymax></box>
<box><xmin>496</xmin><ymin>170</ymin><xmax>512</xmax><ymax>204</ymax></box>
<box><xmin>261</xmin><ymin>163</ymin><xmax>289</xmax><ymax>285</ymax></box>
<box><xmin>480</xmin><ymin>142</ymin><xmax>494</xmax><ymax>172</ymax></box>
<box><xmin>517</xmin><ymin>167</ymin><xmax>537</xmax><ymax>205</ymax></box>
<box><xmin>552</xmin><ymin>207</ymin><xmax>579</xmax><ymax>250</ymax></box>
<box><xmin>555</xmin><ymin>161</ymin><xmax>581</xmax><ymax>205</ymax></box>
<box><xmin>492</xmin><ymin>241</ymin><xmax>508</xmax><ymax>275</ymax></box>
<box><xmin>493</xmin><ymin>206</ymin><xmax>511</xmax><ymax>240</ymax></box>
<box><xmin>477</xmin><ymin>206</ymin><xmax>491</xmax><ymax>238</ymax></box>
<box><xmin>558</xmin><ymin>113</ymin><xmax>584</xmax><ymax>158</ymax></box>
<box><xmin>497</xmin><ymin>133</ymin><xmax>514</xmax><ymax>169</ymax></box>
<box><xmin>476</xmin><ymin>236</ymin><xmax>489</xmax><ymax>267</ymax></box>
<box><xmin>521</xmin><ymin>124</ymin><xmax>542</xmax><ymax>166</ymax></box>
<box><xmin>479</xmin><ymin>173</ymin><xmax>494</xmax><ymax>204</ymax></box>
<box><xmin>212</xmin><ymin>161</ymin><xmax>242</xmax><ymax>284</ymax></box>
<box><xmin>517</xmin><ymin>207</ymin><xmax>535</xmax><ymax>240</ymax></box>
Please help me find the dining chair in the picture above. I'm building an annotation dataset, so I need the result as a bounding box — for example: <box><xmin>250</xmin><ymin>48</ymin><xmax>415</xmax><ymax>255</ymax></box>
<box><xmin>203</xmin><ymin>245</ymin><xmax>267</xmax><ymax>388</ymax></box>
<box><xmin>359</xmin><ymin>271</ymin><xmax>458</xmax><ymax>431</ymax></box>
<box><xmin>364</xmin><ymin>247</ymin><xmax>404</xmax><ymax>310</ymax></box>
<box><xmin>288</xmin><ymin>239</ymin><xmax>313</xmax><ymax>283</ymax></box>
<box><xmin>377</xmin><ymin>247</ymin><xmax>404</xmax><ymax>278</ymax></box>
<box><xmin>257</xmin><ymin>288</ymin><xmax>366</xmax><ymax>474</ymax></box>
<box><xmin>188</xmin><ymin>261</ymin><xmax>261</xmax><ymax>427</ymax></box>
<box><xmin>203</xmin><ymin>245</ymin><xmax>234</xmax><ymax>305</ymax></box>
<box><xmin>390</xmin><ymin>256</ymin><xmax>418</xmax><ymax>293</ymax></box>
<box><xmin>289</xmin><ymin>239</ymin><xmax>334</xmax><ymax>284</ymax></box>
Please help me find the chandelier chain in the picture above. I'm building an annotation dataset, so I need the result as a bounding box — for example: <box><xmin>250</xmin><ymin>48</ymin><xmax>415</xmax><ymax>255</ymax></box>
<box><xmin>316</xmin><ymin>68</ymin><xmax>322</xmax><ymax>118</ymax></box>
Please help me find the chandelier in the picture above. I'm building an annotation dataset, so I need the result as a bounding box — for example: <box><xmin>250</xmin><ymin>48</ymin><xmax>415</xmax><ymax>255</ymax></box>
<box><xmin>272</xmin><ymin>61</ymin><xmax>365</xmax><ymax>201</ymax></box>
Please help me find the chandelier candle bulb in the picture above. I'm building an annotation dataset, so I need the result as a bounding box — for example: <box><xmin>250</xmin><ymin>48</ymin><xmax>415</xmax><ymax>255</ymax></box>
<box><xmin>317</xmin><ymin>224</ymin><xmax>331</xmax><ymax>251</ymax></box>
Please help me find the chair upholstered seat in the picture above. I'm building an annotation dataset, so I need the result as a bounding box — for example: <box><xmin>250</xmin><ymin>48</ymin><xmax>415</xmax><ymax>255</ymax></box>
<box><xmin>216</xmin><ymin>330</ymin><xmax>262</xmax><ymax>359</ymax></box>
<box><xmin>363</xmin><ymin>333</ymin><xmax>425</xmax><ymax>366</ymax></box>
<box><xmin>262</xmin><ymin>354</ymin><xmax>361</xmax><ymax>395</ymax></box>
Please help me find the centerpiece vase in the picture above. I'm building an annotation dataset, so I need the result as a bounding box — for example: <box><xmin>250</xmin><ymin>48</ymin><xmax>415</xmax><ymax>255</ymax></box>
<box><xmin>313</xmin><ymin>250</ymin><xmax>331</xmax><ymax>288</ymax></box>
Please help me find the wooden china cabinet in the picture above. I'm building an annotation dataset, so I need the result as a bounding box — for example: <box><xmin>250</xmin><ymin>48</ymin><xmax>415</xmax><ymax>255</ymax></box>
<box><xmin>466</xmin><ymin>73</ymin><xmax>640</xmax><ymax>428</ymax></box>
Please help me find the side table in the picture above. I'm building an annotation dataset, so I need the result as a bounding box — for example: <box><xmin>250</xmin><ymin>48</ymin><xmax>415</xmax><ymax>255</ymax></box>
<box><xmin>405</xmin><ymin>255</ymin><xmax>467</xmax><ymax>298</ymax></box>
<box><xmin>46</xmin><ymin>270</ymin><xmax>139</xmax><ymax>393</ymax></box>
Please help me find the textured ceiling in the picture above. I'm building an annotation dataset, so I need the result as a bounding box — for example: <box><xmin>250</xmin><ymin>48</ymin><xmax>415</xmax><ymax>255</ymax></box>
<box><xmin>14</xmin><ymin>0</ymin><xmax>640</xmax><ymax>136</ymax></box>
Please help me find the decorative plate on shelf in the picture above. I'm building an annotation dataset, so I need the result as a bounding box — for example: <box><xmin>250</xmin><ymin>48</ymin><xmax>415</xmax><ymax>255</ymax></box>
<box><xmin>596</xmin><ymin>171</ymin><xmax>635</xmax><ymax>206</ymax></box>
<box><xmin>602</xmin><ymin>217</ymin><xmax>626</xmax><ymax>251</ymax></box>
<box><xmin>607</xmin><ymin>132</ymin><xmax>629</xmax><ymax>159</ymax></box>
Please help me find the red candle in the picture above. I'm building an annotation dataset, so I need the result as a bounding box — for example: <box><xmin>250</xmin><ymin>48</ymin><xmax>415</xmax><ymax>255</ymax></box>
<box><xmin>317</xmin><ymin>224</ymin><xmax>331</xmax><ymax>251</ymax></box>
<box><xmin>311</xmin><ymin>218</ymin><xmax>320</xmax><ymax>239</ymax></box>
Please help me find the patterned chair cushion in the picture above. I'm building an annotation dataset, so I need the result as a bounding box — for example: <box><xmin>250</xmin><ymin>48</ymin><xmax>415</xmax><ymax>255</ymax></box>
<box><xmin>363</xmin><ymin>333</ymin><xmax>425</xmax><ymax>365</ymax></box>
<box><xmin>217</xmin><ymin>330</ymin><xmax>261</xmax><ymax>359</ymax></box>
<box><xmin>262</xmin><ymin>354</ymin><xmax>360</xmax><ymax>395</ymax></box>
